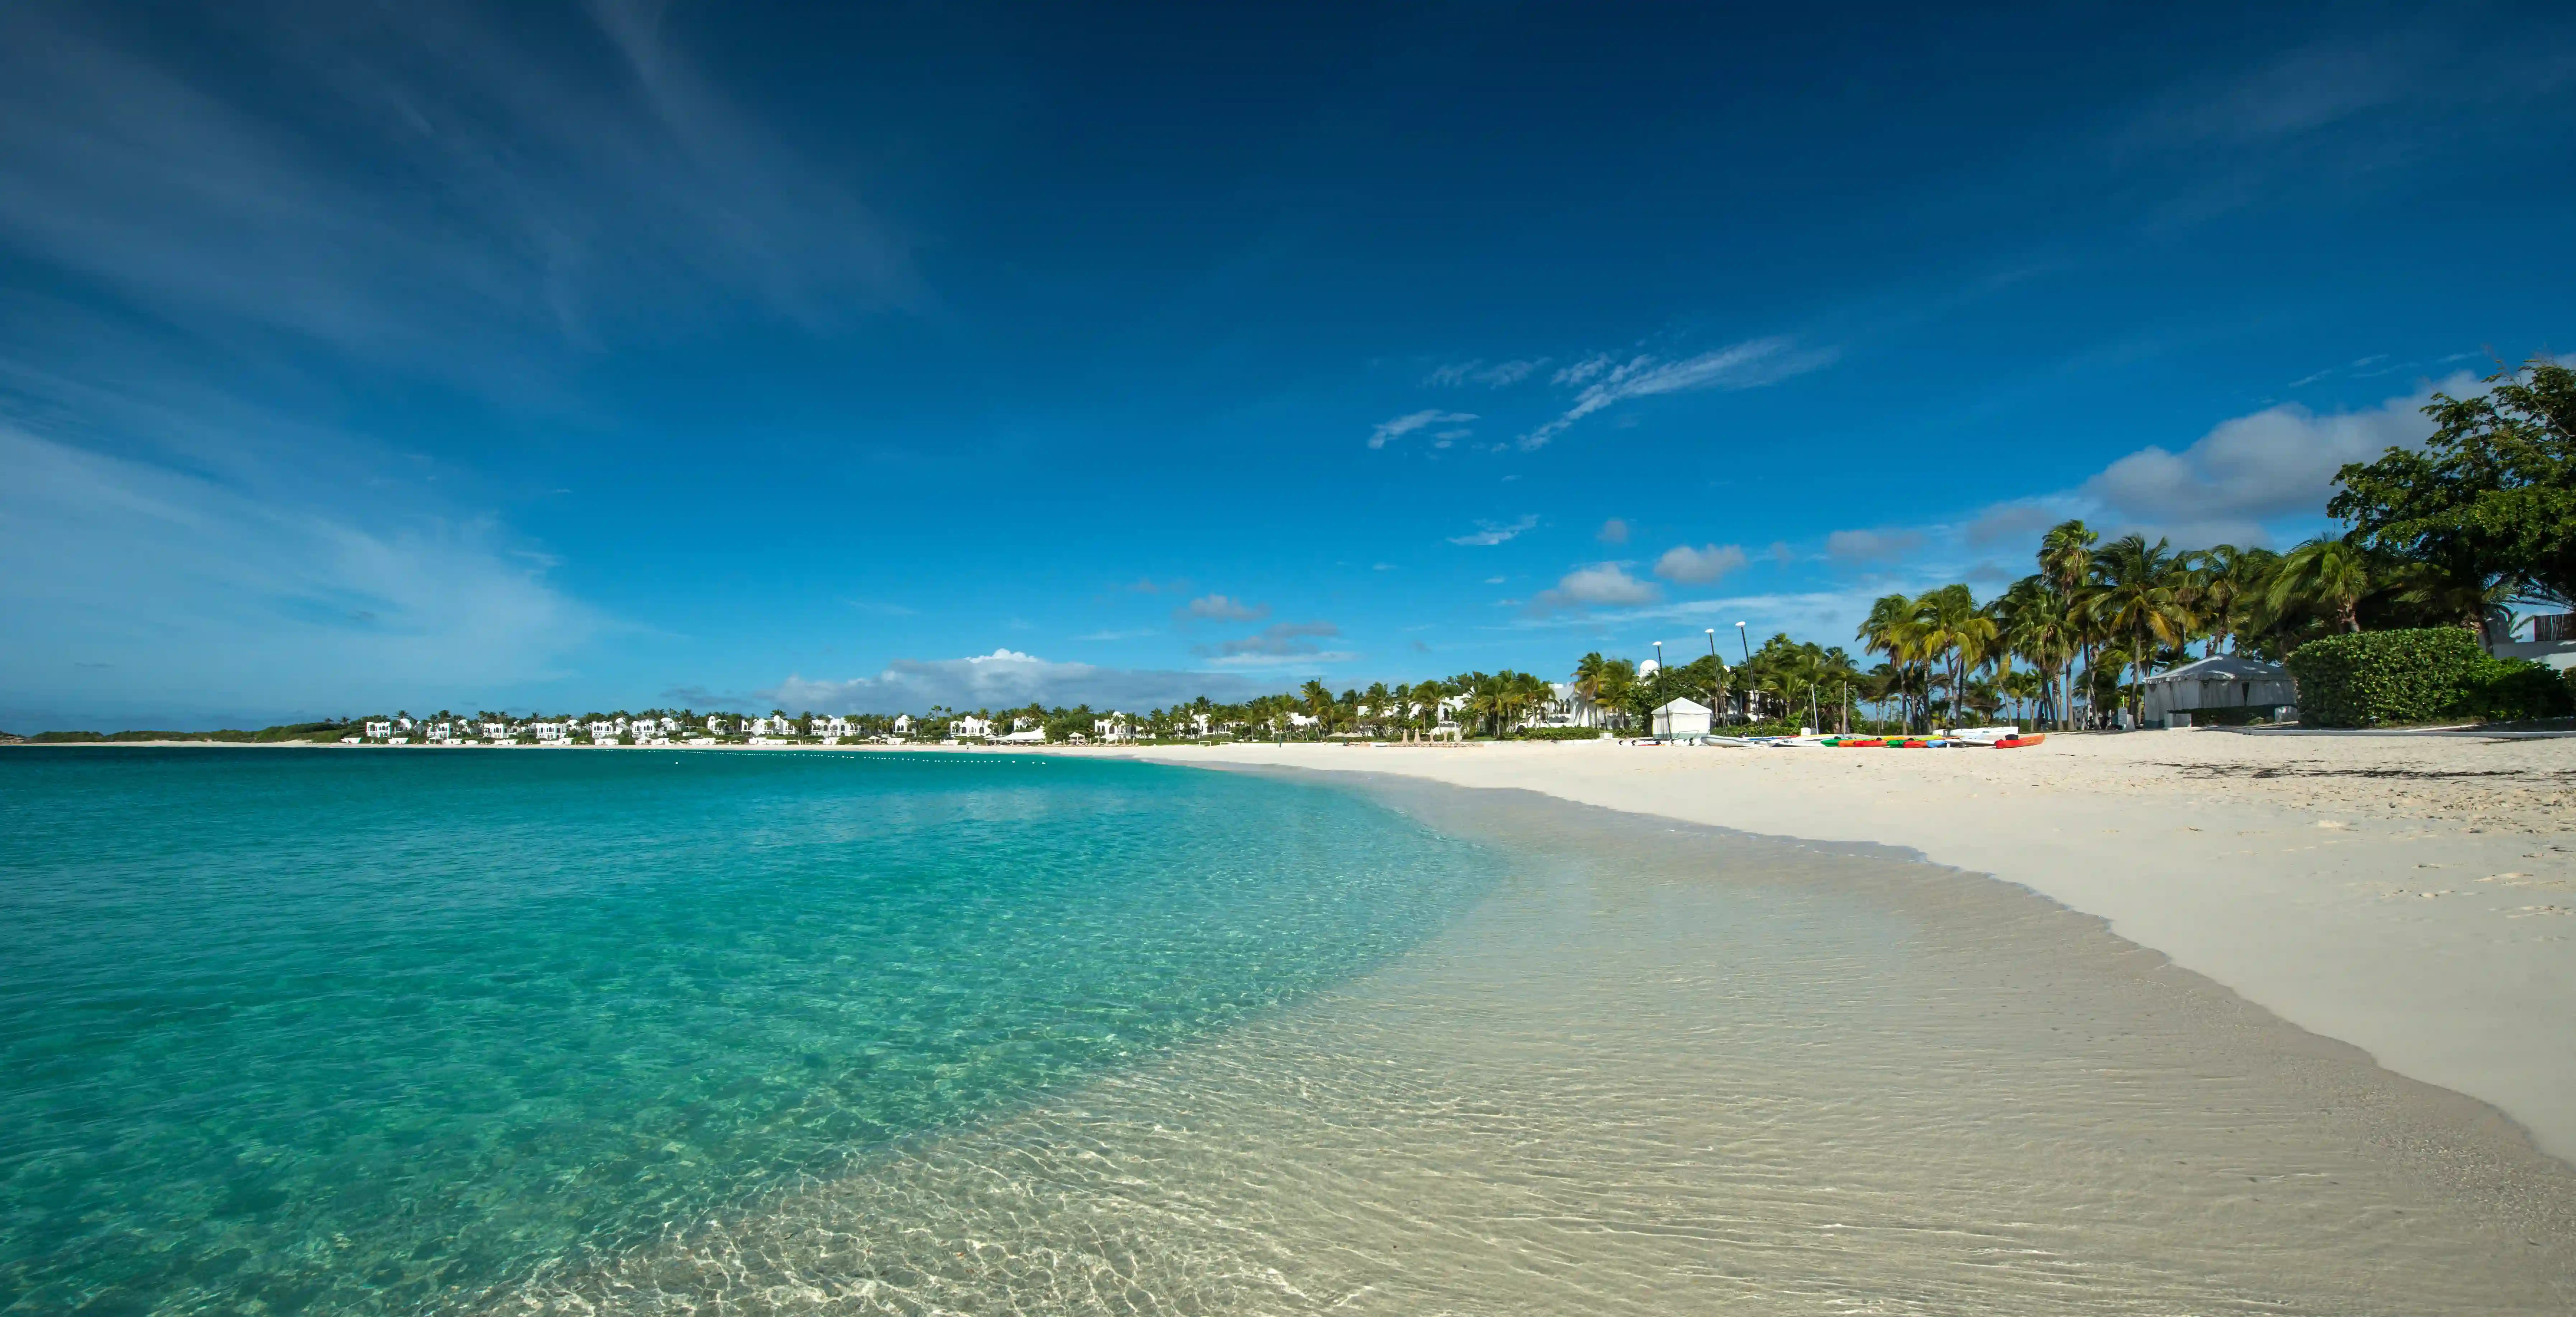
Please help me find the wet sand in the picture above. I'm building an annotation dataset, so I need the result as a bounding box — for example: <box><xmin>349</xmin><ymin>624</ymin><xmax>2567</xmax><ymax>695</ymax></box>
<box><xmin>1094</xmin><ymin>733</ymin><xmax>2576</xmax><ymax>1169</ymax></box>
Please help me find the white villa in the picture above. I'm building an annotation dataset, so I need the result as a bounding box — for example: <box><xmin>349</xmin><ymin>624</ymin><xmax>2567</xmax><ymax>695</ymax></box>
<box><xmin>1093</xmin><ymin>714</ymin><xmax>1134</xmax><ymax>743</ymax></box>
<box><xmin>892</xmin><ymin>714</ymin><xmax>914</xmax><ymax>736</ymax></box>
<box><xmin>1537</xmin><ymin>682</ymin><xmax>1610</xmax><ymax>729</ymax></box>
<box><xmin>952</xmin><ymin>715</ymin><xmax>993</xmax><ymax>739</ymax></box>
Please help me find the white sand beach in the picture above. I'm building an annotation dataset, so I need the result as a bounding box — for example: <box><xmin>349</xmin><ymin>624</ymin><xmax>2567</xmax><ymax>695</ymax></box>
<box><xmin>1086</xmin><ymin>731</ymin><xmax>2576</xmax><ymax>1166</ymax></box>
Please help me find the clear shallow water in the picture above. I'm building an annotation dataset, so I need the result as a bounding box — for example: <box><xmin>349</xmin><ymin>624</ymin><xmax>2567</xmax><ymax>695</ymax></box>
<box><xmin>0</xmin><ymin>749</ymin><xmax>1503</xmax><ymax>1314</ymax></box>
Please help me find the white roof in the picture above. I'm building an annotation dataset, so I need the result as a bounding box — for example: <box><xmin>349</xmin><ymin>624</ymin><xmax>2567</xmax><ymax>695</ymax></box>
<box><xmin>2140</xmin><ymin>654</ymin><xmax>2287</xmax><ymax>685</ymax></box>
<box><xmin>1652</xmin><ymin>697</ymin><xmax>1712</xmax><ymax>714</ymax></box>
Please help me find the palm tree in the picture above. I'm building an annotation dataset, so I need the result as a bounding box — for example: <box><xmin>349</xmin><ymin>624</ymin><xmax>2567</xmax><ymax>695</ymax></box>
<box><xmin>1595</xmin><ymin>658</ymin><xmax>1639</xmax><ymax>731</ymax></box>
<box><xmin>1994</xmin><ymin>576</ymin><xmax>2076</xmax><ymax>728</ymax></box>
<box><xmin>1911</xmin><ymin>585</ymin><xmax>1993</xmax><ymax>730</ymax></box>
<box><xmin>1814</xmin><ymin>646</ymin><xmax>1865</xmax><ymax>733</ymax></box>
<box><xmin>2091</xmin><ymin>534</ymin><xmax>2192</xmax><ymax>724</ymax></box>
<box><xmin>2267</xmin><ymin>538</ymin><xmax>2372</xmax><ymax>634</ymax></box>
<box><xmin>2039</xmin><ymin>520</ymin><xmax>2099</xmax><ymax>725</ymax></box>
<box><xmin>1857</xmin><ymin>593</ymin><xmax>1933</xmax><ymax>730</ymax></box>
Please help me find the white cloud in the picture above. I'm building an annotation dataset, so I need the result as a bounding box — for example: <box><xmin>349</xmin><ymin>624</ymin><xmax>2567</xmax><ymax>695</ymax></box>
<box><xmin>1448</xmin><ymin>514</ymin><xmax>1540</xmax><ymax>547</ymax></box>
<box><xmin>1174</xmin><ymin>593</ymin><xmax>1268</xmax><ymax>622</ymax></box>
<box><xmin>1596</xmin><ymin>517</ymin><xmax>1630</xmax><ymax>544</ymax></box>
<box><xmin>1521</xmin><ymin>337</ymin><xmax>1838</xmax><ymax>449</ymax></box>
<box><xmin>764</xmin><ymin>650</ymin><xmax>1268</xmax><ymax>713</ymax></box>
<box><xmin>1825</xmin><ymin>528</ymin><xmax>1927</xmax><ymax>564</ymax></box>
<box><xmin>1528</xmin><ymin>563</ymin><xmax>1662</xmax><ymax>614</ymax></box>
<box><xmin>2079</xmin><ymin>373</ymin><xmax>2469</xmax><ymax>545</ymax></box>
<box><xmin>1654</xmin><ymin>543</ymin><xmax>1748</xmax><ymax>585</ymax></box>
<box><xmin>1369</xmin><ymin>408</ymin><xmax>1477</xmax><ymax>449</ymax></box>
<box><xmin>0</xmin><ymin>425</ymin><xmax>600</xmax><ymax>725</ymax></box>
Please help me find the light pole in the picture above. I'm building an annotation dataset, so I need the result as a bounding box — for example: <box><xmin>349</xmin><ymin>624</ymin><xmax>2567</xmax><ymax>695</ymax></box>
<box><xmin>1706</xmin><ymin>628</ymin><xmax>1723</xmax><ymax>725</ymax></box>
<box><xmin>1652</xmin><ymin>641</ymin><xmax>1664</xmax><ymax>738</ymax></box>
<box><xmin>1734</xmin><ymin>622</ymin><xmax>1751</xmax><ymax>722</ymax></box>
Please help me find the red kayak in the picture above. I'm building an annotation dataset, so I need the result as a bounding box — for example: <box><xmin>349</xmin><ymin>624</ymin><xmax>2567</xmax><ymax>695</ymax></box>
<box><xmin>1987</xmin><ymin>734</ymin><xmax>2047</xmax><ymax>749</ymax></box>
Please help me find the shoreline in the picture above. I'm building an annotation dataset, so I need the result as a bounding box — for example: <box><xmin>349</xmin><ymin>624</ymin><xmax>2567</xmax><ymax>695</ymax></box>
<box><xmin>1084</xmin><ymin>734</ymin><xmax>2576</xmax><ymax>1168</ymax></box>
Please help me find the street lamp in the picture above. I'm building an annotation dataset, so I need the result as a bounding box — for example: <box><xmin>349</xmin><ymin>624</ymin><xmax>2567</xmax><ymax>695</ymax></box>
<box><xmin>1706</xmin><ymin>628</ymin><xmax>1724</xmax><ymax>725</ymax></box>
<box><xmin>1734</xmin><ymin>620</ymin><xmax>1750</xmax><ymax>661</ymax></box>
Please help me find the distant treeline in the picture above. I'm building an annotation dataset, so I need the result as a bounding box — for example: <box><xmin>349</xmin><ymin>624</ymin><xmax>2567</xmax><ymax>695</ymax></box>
<box><xmin>6</xmin><ymin>722</ymin><xmax>351</xmax><ymax>744</ymax></box>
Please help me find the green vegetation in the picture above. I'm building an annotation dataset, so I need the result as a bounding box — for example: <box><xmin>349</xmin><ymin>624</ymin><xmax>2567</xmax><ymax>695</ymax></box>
<box><xmin>2283</xmin><ymin>627</ymin><xmax>2568</xmax><ymax>729</ymax></box>
<box><xmin>22</xmin><ymin>722</ymin><xmax>351</xmax><ymax>744</ymax></box>
<box><xmin>2284</xmin><ymin>629</ymin><xmax>2496</xmax><ymax>728</ymax></box>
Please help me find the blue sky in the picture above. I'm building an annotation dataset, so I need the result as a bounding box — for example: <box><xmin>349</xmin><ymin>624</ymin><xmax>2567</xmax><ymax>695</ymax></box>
<box><xmin>3</xmin><ymin>1</ymin><xmax>2572</xmax><ymax>726</ymax></box>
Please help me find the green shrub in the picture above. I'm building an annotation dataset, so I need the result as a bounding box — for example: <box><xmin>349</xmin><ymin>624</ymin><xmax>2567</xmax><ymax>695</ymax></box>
<box><xmin>2464</xmin><ymin>658</ymin><xmax>2576</xmax><ymax>721</ymax></box>
<box><xmin>2183</xmin><ymin>705</ymin><xmax>2282</xmax><ymax>727</ymax></box>
<box><xmin>2286</xmin><ymin>627</ymin><xmax>2568</xmax><ymax>727</ymax></box>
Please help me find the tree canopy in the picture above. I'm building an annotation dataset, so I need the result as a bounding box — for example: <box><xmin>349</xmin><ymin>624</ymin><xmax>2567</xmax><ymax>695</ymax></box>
<box><xmin>2330</xmin><ymin>360</ymin><xmax>2576</xmax><ymax>608</ymax></box>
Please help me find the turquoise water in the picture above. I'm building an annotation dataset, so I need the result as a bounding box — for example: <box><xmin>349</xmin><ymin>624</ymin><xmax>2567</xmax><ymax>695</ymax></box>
<box><xmin>0</xmin><ymin>749</ymin><xmax>1501</xmax><ymax>1315</ymax></box>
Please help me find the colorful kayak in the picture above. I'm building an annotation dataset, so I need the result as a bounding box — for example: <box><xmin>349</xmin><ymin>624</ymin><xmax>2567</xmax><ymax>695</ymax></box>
<box><xmin>1988</xmin><ymin>734</ymin><xmax>2047</xmax><ymax>749</ymax></box>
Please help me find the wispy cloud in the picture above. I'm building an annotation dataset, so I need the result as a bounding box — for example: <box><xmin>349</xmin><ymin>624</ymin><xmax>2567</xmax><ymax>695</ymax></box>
<box><xmin>1962</xmin><ymin>502</ymin><xmax>2065</xmax><ymax>548</ymax></box>
<box><xmin>1425</xmin><ymin>358</ymin><xmax>1547</xmax><ymax>388</ymax></box>
<box><xmin>1173</xmin><ymin>593</ymin><xmax>1268</xmax><ymax>622</ymax></box>
<box><xmin>0</xmin><ymin>1</ymin><xmax>918</xmax><ymax>371</ymax></box>
<box><xmin>843</xmin><ymin>597</ymin><xmax>919</xmax><ymax>616</ymax></box>
<box><xmin>1447</xmin><ymin>513</ymin><xmax>1539</xmax><ymax>546</ymax></box>
<box><xmin>1824</xmin><ymin>527</ymin><xmax>1927</xmax><ymax>564</ymax></box>
<box><xmin>1520</xmin><ymin>337</ymin><xmax>1838</xmax><ymax>449</ymax></box>
<box><xmin>1198</xmin><ymin>621</ymin><xmax>1355</xmax><ymax>667</ymax></box>
<box><xmin>1596</xmin><ymin>517</ymin><xmax>1630</xmax><ymax>545</ymax></box>
<box><xmin>1369</xmin><ymin>408</ymin><xmax>1477</xmax><ymax>449</ymax></box>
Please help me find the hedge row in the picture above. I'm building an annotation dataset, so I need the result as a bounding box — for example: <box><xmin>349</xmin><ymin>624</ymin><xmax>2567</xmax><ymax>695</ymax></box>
<box><xmin>2285</xmin><ymin>627</ymin><xmax>2575</xmax><ymax>727</ymax></box>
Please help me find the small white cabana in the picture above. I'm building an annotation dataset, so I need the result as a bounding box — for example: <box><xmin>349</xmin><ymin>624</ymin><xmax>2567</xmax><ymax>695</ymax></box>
<box><xmin>2140</xmin><ymin>655</ymin><xmax>2296</xmax><ymax>727</ymax></box>
<box><xmin>1651</xmin><ymin>697</ymin><xmax>1713</xmax><ymax>738</ymax></box>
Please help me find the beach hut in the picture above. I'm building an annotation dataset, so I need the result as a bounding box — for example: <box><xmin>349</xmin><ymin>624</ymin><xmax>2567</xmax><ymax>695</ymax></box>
<box><xmin>2140</xmin><ymin>654</ymin><xmax>2296</xmax><ymax>727</ymax></box>
<box><xmin>1651</xmin><ymin>697</ymin><xmax>1713</xmax><ymax>738</ymax></box>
